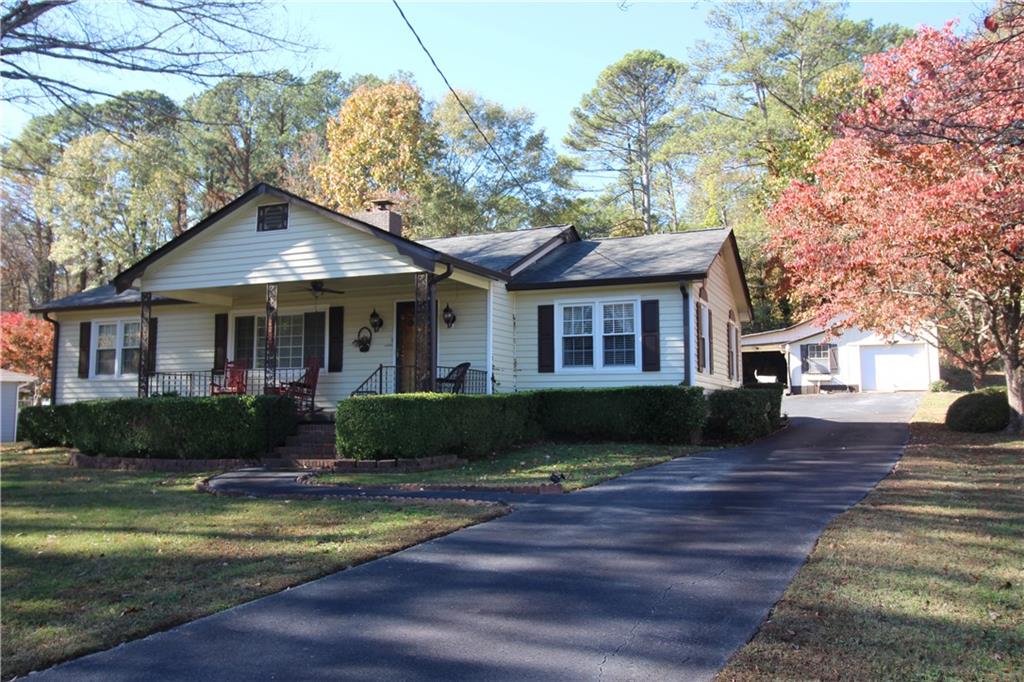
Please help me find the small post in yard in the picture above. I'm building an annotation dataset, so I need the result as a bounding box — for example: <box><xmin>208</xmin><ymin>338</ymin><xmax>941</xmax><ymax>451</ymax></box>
<box><xmin>413</xmin><ymin>271</ymin><xmax>437</xmax><ymax>391</ymax></box>
<box><xmin>265</xmin><ymin>283</ymin><xmax>278</xmax><ymax>393</ymax></box>
<box><xmin>138</xmin><ymin>291</ymin><xmax>152</xmax><ymax>397</ymax></box>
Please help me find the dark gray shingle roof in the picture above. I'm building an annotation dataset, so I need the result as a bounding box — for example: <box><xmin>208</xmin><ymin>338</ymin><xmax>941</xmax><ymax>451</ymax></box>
<box><xmin>30</xmin><ymin>285</ymin><xmax>186</xmax><ymax>313</ymax></box>
<box><xmin>507</xmin><ymin>228</ymin><xmax>731</xmax><ymax>290</ymax></box>
<box><xmin>421</xmin><ymin>225</ymin><xmax>571</xmax><ymax>273</ymax></box>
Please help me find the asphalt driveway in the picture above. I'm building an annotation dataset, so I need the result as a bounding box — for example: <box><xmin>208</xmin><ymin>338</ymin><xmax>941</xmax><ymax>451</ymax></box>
<box><xmin>31</xmin><ymin>392</ymin><xmax>921</xmax><ymax>681</ymax></box>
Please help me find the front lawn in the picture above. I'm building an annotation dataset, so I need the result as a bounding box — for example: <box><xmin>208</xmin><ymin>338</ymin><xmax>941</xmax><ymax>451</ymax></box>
<box><xmin>318</xmin><ymin>442</ymin><xmax>707</xmax><ymax>491</ymax></box>
<box><xmin>718</xmin><ymin>393</ymin><xmax>1024</xmax><ymax>681</ymax></box>
<box><xmin>0</xmin><ymin>446</ymin><xmax>501</xmax><ymax>679</ymax></box>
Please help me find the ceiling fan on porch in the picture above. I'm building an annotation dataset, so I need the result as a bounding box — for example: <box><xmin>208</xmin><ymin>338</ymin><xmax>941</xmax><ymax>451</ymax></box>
<box><xmin>300</xmin><ymin>280</ymin><xmax>345</xmax><ymax>298</ymax></box>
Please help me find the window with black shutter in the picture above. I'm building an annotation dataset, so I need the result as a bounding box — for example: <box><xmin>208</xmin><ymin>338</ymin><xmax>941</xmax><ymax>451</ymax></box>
<box><xmin>257</xmin><ymin>203</ymin><xmax>288</xmax><ymax>231</ymax></box>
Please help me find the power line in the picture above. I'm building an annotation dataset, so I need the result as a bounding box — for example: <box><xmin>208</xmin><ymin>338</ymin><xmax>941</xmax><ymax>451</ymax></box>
<box><xmin>390</xmin><ymin>0</ymin><xmax>536</xmax><ymax>205</ymax></box>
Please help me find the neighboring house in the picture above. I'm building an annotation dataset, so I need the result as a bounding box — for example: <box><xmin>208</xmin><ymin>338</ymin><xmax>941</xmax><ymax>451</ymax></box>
<box><xmin>1</xmin><ymin>369</ymin><xmax>37</xmax><ymax>442</ymax></box>
<box><xmin>741</xmin><ymin>319</ymin><xmax>940</xmax><ymax>394</ymax></box>
<box><xmin>32</xmin><ymin>184</ymin><xmax>752</xmax><ymax>409</ymax></box>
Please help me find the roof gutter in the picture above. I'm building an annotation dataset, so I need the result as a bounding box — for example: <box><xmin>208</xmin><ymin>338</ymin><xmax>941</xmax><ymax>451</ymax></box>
<box><xmin>42</xmin><ymin>312</ymin><xmax>59</xmax><ymax>405</ymax></box>
<box><xmin>506</xmin><ymin>271</ymin><xmax>707</xmax><ymax>291</ymax></box>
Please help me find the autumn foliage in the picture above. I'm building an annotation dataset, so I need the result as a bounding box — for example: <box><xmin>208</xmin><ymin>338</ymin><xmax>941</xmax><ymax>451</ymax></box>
<box><xmin>770</xmin><ymin>17</ymin><xmax>1024</xmax><ymax>430</ymax></box>
<box><xmin>0</xmin><ymin>312</ymin><xmax>52</xmax><ymax>404</ymax></box>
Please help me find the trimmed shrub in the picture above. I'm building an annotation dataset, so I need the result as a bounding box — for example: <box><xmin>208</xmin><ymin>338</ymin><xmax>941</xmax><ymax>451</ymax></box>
<box><xmin>945</xmin><ymin>388</ymin><xmax>1010</xmax><ymax>433</ymax></box>
<box><xmin>705</xmin><ymin>388</ymin><xmax>777</xmax><ymax>443</ymax></box>
<box><xmin>742</xmin><ymin>383</ymin><xmax>786</xmax><ymax>426</ymax></box>
<box><xmin>534</xmin><ymin>386</ymin><xmax>706</xmax><ymax>444</ymax></box>
<box><xmin>336</xmin><ymin>392</ymin><xmax>540</xmax><ymax>459</ymax></box>
<box><xmin>336</xmin><ymin>386</ymin><xmax>707</xmax><ymax>460</ymax></box>
<box><xmin>930</xmin><ymin>379</ymin><xmax>951</xmax><ymax>392</ymax></box>
<box><xmin>17</xmin><ymin>404</ymin><xmax>75</xmax><ymax>447</ymax></box>
<box><xmin>16</xmin><ymin>395</ymin><xmax>296</xmax><ymax>458</ymax></box>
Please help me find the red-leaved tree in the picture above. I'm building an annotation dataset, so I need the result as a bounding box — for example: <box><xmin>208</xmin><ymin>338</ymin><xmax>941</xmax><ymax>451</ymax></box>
<box><xmin>0</xmin><ymin>312</ymin><xmax>52</xmax><ymax>405</ymax></box>
<box><xmin>770</xmin><ymin>13</ymin><xmax>1024</xmax><ymax>431</ymax></box>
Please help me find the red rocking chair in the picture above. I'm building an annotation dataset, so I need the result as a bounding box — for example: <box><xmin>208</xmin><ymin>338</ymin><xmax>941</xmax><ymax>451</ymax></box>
<box><xmin>266</xmin><ymin>358</ymin><xmax>321</xmax><ymax>412</ymax></box>
<box><xmin>211</xmin><ymin>360</ymin><xmax>249</xmax><ymax>396</ymax></box>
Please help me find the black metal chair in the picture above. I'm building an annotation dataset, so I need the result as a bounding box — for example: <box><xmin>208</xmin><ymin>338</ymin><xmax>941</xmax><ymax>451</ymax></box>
<box><xmin>436</xmin><ymin>362</ymin><xmax>471</xmax><ymax>394</ymax></box>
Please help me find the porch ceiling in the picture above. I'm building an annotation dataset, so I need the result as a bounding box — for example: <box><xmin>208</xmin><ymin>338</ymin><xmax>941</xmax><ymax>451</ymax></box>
<box><xmin>151</xmin><ymin>271</ymin><xmax>488</xmax><ymax>307</ymax></box>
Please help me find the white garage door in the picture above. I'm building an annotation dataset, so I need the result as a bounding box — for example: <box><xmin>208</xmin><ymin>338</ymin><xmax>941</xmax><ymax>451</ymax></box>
<box><xmin>860</xmin><ymin>344</ymin><xmax>929</xmax><ymax>391</ymax></box>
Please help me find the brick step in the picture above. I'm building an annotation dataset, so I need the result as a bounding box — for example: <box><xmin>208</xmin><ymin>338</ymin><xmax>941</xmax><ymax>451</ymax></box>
<box><xmin>296</xmin><ymin>423</ymin><xmax>335</xmax><ymax>434</ymax></box>
<box><xmin>274</xmin><ymin>444</ymin><xmax>337</xmax><ymax>457</ymax></box>
<box><xmin>286</xmin><ymin>433</ymin><xmax>335</xmax><ymax>446</ymax></box>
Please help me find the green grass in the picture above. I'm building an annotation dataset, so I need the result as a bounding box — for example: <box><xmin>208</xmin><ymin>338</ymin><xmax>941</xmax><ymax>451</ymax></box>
<box><xmin>0</xmin><ymin>446</ymin><xmax>501</xmax><ymax>680</ymax></box>
<box><xmin>318</xmin><ymin>442</ymin><xmax>708</xmax><ymax>491</ymax></box>
<box><xmin>718</xmin><ymin>393</ymin><xmax>1024</xmax><ymax>681</ymax></box>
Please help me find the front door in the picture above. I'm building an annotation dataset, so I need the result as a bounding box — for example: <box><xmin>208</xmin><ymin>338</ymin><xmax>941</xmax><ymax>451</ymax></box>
<box><xmin>395</xmin><ymin>301</ymin><xmax>416</xmax><ymax>392</ymax></box>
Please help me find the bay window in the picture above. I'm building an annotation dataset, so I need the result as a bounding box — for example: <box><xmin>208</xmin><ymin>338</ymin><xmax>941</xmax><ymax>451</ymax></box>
<box><xmin>557</xmin><ymin>299</ymin><xmax>639</xmax><ymax>370</ymax></box>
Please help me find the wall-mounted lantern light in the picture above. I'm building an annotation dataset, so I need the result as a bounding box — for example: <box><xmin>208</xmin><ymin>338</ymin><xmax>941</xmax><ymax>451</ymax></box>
<box><xmin>442</xmin><ymin>303</ymin><xmax>457</xmax><ymax>329</ymax></box>
<box><xmin>369</xmin><ymin>308</ymin><xmax>383</xmax><ymax>332</ymax></box>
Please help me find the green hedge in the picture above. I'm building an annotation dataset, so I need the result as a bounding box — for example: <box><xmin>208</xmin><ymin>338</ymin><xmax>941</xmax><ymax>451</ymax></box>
<box><xmin>336</xmin><ymin>392</ymin><xmax>540</xmax><ymax>459</ymax></box>
<box><xmin>742</xmin><ymin>383</ymin><xmax>786</xmax><ymax>426</ymax></box>
<box><xmin>945</xmin><ymin>388</ymin><xmax>1010</xmax><ymax>433</ymax></box>
<box><xmin>706</xmin><ymin>387</ymin><xmax>779</xmax><ymax>443</ymax></box>
<box><xmin>17</xmin><ymin>395</ymin><xmax>296</xmax><ymax>458</ymax></box>
<box><xmin>535</xmin><ymin>386</ymin><xmax>706</xmax><ymax>444</ymax></box>
<box><xmin>336</xmin><ymin>386</ymin><xmax>707</xmax><ymax>460</ymax></box>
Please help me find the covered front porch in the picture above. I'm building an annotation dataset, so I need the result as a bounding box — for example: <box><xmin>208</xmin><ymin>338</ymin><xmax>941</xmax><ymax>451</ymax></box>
<box><xmin>132</xmin><ymin>270</ymin><xmax>494</xmax><ymax>410</ymax></box>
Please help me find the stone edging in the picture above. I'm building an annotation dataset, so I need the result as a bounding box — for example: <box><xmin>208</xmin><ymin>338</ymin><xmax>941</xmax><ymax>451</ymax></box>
<box><xmin>67</xmin><ymin>451</ymin><xmax>461</xmax><ymax>474</ymax></box>
<box><xmin>194</xmin><ymin>474</ymin><xmax>509</xmax><ymax>509</ymax></box>
<box><xmin>304</xmin><ymin>476</ymin><xmax>564</xmax><ymax>496</ymax></box>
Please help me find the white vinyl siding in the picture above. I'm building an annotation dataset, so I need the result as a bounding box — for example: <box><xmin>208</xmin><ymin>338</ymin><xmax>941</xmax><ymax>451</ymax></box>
<box><xmin>140</xmin><ymin>201</ymin><xmax>422</xmax><ymax>292</ymax></box>
<box><xmin>514</xmin><ymin>283</ymin><xmax>686</xmax><ymax>390</ymax></box>
<box><xmin>694</xmin><ymin>251</ymin><xmax>744</xmax><ymax>390</ymax></box>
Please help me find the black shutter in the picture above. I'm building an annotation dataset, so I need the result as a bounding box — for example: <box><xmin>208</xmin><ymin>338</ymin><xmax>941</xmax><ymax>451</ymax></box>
<box><xmin>708</xmin><ymin>309</ymin><xmax>714</xmax><ymax>374</ymax></box>
<box><xmin>538</xmin><ymin>305</ymin><xmax>554</xmax><ymax>373</ymax></box>
<box><xmin>640</xmin><ymin>299</ymin><xmax>660</xmax><ymax>372</ymax></box>
<box><xmin>303</xmin><ymin>311</ymin><xmax>326</xmax><ymax>368</ymax></box>
<box><xmin>800</xmin><ymin>345</ymin><xmax>810</xmax><ymax>373</ymax></box>
<box><xmin>828</xmin><ymin>343</ymin><xmax>839</xmax><ymax>373</ymax></box>
<box><xmin>328</xmin><ymin>306</ymin><xmax>344</xmax><ymax>372</ymax></box>
<box><xmin>233</xmin><ymin>316</ymin><xmax>254</xmax><ymax>368</ymax></box>
<box><xmin>695</xmin><ymin>303</ymin><xmax>704</xmax><ymax>372</ymax></box>
<box><xmin>214</xmin><ymin>313</ymin><xmax>229</xmax><ymax>370</ymax></box>
<box><xmin>148</xmin><ymin>317</ymin><xmax>158</xmax><ymax>372</ymax></box>
<box><xmin>727</xmin><ymin>324</ymin><xmax>734</xmax><ymax>380</ymax></box>
<box><xmin>77</xmin><ymin>321</ymin><xmax>91</xmax><ymax>378</ymax></box>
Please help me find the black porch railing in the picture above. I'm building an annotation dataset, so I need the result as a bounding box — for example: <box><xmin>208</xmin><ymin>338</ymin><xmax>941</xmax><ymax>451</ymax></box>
<box><xmin>146</xmin><ymin>368</ymin><xmax>308</xmax><ymax>398</ymax></box>
<box><xmin>350</xmin><ymin>365</ymin><xmax>488</xmax><ymax>397</ymax></box>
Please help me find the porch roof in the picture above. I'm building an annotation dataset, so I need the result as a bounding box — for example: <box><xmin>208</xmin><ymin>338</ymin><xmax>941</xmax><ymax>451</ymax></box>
<box><xmin>30</xmin><ymin>285</ymin><xmax>189</xmax><ymax>313</ymax></box>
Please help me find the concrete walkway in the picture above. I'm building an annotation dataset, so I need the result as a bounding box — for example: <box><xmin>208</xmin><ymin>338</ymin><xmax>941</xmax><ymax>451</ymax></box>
<box><xmin>31</xmin><ymin>392</ymin><xmax>921</xmax><ymax>681</ymax></box>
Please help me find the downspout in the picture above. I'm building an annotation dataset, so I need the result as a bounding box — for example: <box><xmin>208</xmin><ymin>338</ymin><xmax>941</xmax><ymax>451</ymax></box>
<box><xmin>680</xmin><ymin>284</ymin><xmax>692</xmax><ymax>386</ymax></box>
<box><xmin>42</xmin><ymin>312</ymin><xmax>60</xmax><ymax>405</ymax></box>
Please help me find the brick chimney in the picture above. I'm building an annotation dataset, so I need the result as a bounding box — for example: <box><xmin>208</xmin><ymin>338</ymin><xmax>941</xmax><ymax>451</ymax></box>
<box><xmin>356</xmin><ymin>199</ymin><xmax>403</xmax><ymax>237</ymax></box>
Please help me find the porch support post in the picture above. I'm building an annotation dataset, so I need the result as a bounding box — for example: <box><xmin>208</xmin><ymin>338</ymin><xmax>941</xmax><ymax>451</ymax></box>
<box><xmin>264</xmin><ymin>283</ymin><xmax>278</xmax><ymax>392</ymax></box>
<box><xmin>138</xmin><ymin>291</ymin><xmax>152</xmax><ymax>397</ymax></box>
<box><xmin>413</xmin><ymin>272</ymin><xmax>437</xmax><ymax>392</ymax></box>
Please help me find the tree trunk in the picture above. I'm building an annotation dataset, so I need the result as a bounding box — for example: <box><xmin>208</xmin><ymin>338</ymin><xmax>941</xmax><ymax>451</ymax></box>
<box><xmin>1004</xmin><ymin>355</ymin><xmax>1023</xmax><ymax>434</ymax></box>
<box><xmin>970</xmin><ymin>364</ymin><xmax>987</xmax><ymax>391</ymax></box>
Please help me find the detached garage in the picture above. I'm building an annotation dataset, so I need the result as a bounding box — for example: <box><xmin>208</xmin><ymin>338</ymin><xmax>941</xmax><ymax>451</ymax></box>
<box><xmin>742</xmin><ymin>320</ymin><xmax>939</xmax><ymax>394</ymax></box>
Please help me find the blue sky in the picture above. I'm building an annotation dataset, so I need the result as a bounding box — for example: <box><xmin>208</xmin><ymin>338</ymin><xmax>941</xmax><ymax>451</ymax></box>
<box><xmin>0</xmin><ymin>1</ymin><xmax>981</xmax><ymax>147</ymax></box>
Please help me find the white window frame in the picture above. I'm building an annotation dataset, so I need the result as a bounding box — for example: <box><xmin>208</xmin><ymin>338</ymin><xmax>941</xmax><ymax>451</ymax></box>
<box><xmin>554</xmin><ymin>297</ymin><xmax>642</xmax><ymax>372</ymax></box>
<box><xmin>89</xmin><ymin>318</ymin><xmax>140</xmax><ymax>379</ymax></box>
<box><xmin>696</xmin><ymin>301</ymin><xmax>710</xmax><ymax>374</ymax></box>
<box><xmin>805</xmin><ymin>343</ymin><xmax>832</xmax><ymax>375</ymax></box>
<box><xmin>227</xmin><ymin>307</ymin><xmax>328</xmax><ymax>371</ymax></box>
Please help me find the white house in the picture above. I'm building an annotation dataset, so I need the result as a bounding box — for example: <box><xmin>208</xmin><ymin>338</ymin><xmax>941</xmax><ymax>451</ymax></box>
<box><xmin>1</xmin><ymin>368</ymin><xmax>37</xmax><ymax>442</ymax></box>
<box><xmin>741</xmin><ymin>319</ymin><xmax>940</xmax><ymax>393</ymax></box>
<box><xmin>33</xmin><ymin>184</ymin><xmax>752</xmax><ymax>410</ymax></box>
